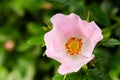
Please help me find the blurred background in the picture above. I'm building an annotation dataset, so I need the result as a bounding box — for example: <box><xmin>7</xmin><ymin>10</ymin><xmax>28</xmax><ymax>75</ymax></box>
<box><xmin>0</xmin><ymin>0</ymin><xmax>120</xmax><ymax>80</ymax></box>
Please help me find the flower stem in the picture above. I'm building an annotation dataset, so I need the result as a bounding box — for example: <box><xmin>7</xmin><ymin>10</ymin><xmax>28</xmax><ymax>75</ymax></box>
<box><xmin>87</xmin><ymin>11</ymin><xmax>90</xmax><ymax>22</ymax></box>
<box><xmin>63</xmin><ymin>74</ymin><xmax>67</xmax><ymax>80</ymax></box>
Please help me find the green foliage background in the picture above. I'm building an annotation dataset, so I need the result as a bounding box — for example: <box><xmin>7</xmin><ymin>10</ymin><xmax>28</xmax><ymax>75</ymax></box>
<box><xmin>0</xmin><ymin>0</ymin><xmax>120</xmax><ymax>80</ymax></box>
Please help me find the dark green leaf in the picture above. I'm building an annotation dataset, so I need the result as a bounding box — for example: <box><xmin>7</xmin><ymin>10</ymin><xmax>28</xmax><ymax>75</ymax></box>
<box><xmin>94</xmin><ymin>48</ymin><xmax>111</xmax><ymax>67</ymax></box>
<box><xmin>86</xmin><ymin>69</ymin><xmax>112</xmax><ymax>80</ymax></box>
<box><xmin>52</xmin><ymin>68</ymin><xmax>86</xmax><ymax>80</ymax></box>
<box><xmin>89</xmin><ymin>4</ymin><xmax>111</xmax><ymax>27</ymax></box>
<box><xmin>101</xmin><ymin>38</ymin><xmax>120</xmax><ymax>47</ymax></box>
<box><xmin>109</xmin><ymin>47</ymin><xmax>120</xmax><ymax>80</ymax></box>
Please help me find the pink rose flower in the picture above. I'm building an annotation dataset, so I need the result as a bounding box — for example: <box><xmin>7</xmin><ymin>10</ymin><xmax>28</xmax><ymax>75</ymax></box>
<box><xmin>44</xmin><ymin>13</ymin><xmax>103</xmax><ymax>75</ymax></box>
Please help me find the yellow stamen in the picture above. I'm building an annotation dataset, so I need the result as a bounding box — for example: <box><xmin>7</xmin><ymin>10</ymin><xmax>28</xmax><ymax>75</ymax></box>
<box><xmin>65</xmin><ymin>37</ymin><xmax>82</xmax><ymax>55</ymax></box>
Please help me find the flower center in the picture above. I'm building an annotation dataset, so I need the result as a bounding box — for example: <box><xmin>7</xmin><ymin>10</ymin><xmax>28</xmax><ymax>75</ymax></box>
<box><xmin>65</xmin><ymin>37</ymin><xmax>82</xmax><ymax>55</ymax></box>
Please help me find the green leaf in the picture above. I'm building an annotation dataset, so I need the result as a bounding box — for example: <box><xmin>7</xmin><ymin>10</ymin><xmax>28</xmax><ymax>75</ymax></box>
<box><xmin>101</xmin><ymin>38</ymin><xmax>120</xmax><ymax>47</ymax></box>
<box><xmin>89</xmin><ymin>4</ymin><xmax>111</xmax><ymax>27</ymax></box>
<box><xmin>27</xmin><ymin>22</ymin><xmax>48</xmax><ymax>35</ymax></box>
<box><xmin>10</xmin><ymin>0</ymin><xmax>39</xmax><ymax>16</ymax></box>
<box><xmin>27</xmin><ymin>22</ymin><xmax>49</xmax><ymax>46</ymax></box>
<box><xmin>94</xmin><ymin>48</ymin><xmax>111</xmax><ymax>67</ymax></box>
<box><xmin>101</xmin><ymin>1</ymin><xmax>119</xmax><ymax>16</ymax></box>
<box><xmin>0</xmin><ymin>67</ymin><xmax>8</xmax><ymax>80</ymax></box>
<box><xmin>52</xmin><ymin>68</ymin><xmax>86</xmax><ymax>80</ymax></box>
<box><xmin>86</xmin><ymin>69</ymin><xmax>112</xmax><ymax>80</ymax></box>
<box><xmin>10</xmin><ymin>0</ymin><xmax>25</xmax><ymax>16</ymax></box>
<box><xmin>52</xmin><ymin>74</ymin><xmax>64</xmax><ymax>80</ymax></box>
<box><xmin>109</xmin><ymin>47</ymin><xmax>120</xmax><ymax>80</ymax></box>
<box><xmin>0</xmin><ymin>50</ymin><xmax>5</xmax><ymax>66</ymax></box>
<box><xmin>27</xmin><ymin>37</ymin><xmax>45</xmax><ymax>46</ymax></box>
<box><xmin>27</xmin><ymin>22</ymin><xmax>41</xmax><ymax>34</ymax></box>
<box><xmin>17</xmin><ymin>42</ymin><xmax>32</xmax><ymax>52</ymax></box>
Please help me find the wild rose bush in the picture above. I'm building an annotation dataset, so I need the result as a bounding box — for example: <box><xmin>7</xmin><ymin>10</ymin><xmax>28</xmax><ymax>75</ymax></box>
<box><xmin>0</xmin><ymin>0</ymin><xmax>120</xmax><ymax>80</ymax></box>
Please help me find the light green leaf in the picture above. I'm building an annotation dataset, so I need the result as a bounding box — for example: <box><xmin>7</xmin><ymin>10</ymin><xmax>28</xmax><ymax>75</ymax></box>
<box><xmin>17</xmin><ymin>42</ymin><xmax>32</xmax><ymax>52</ymax></box>
<box><xmin>27</xmin><ymin>22</ymin><xmax>49</xmax><ymax>46</ymax></box>
<box><xmin>52</xmin><ymin>74</ymin><xmax>64</xmax><ymax>80</ymax></box>
<box><xmin>27</xmin><ymin>37</ymin><xmax>45</xmax><ymax>46</ymax></box>
<box><xmin>0</xmin><ymin>67</ymin><xmax>8</xmax><ymax>80</ymax></box>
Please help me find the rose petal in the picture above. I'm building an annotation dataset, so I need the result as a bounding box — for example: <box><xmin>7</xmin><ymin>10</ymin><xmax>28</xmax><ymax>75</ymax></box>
<box><xmin>44</xmin><ymin>29</ymin><xmax>68</xmax><ymax>63</ymax></box>
<box><xmin>58</xmin><ymin>64</ymin><xmax>79</xmax><ymax>75</ymax></box>
<box><xmin>51</xmin><ymin>13</ymin><xmax>84</xmax><ymax>38</ymax></box>
<box><xmin>58</xmin><ymin>54</ymin><xmax>94</xmax><ymax>75</ymax></box>
<box><xmin>80</xmin><ymin>21</ymin><xmax>103</xmax><ymax>57</ymax></box>
<box><xmin>90</xmin><ymin>21</ymin><xmax>103</xmax><ymax>43</ymax></box>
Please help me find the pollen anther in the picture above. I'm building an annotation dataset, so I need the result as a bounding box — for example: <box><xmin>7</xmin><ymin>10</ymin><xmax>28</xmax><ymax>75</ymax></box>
<box><xmin>65</xmin><ymin>37</ymin><xmax>82</xmax><ymax>55</ymax></box>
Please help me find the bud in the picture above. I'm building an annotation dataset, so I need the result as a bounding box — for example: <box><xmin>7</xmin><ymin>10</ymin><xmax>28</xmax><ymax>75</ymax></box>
<box><xmin>4</xmin><ymin>40</ymin><xmax>14</xmax><ymax>51</ymax></box>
